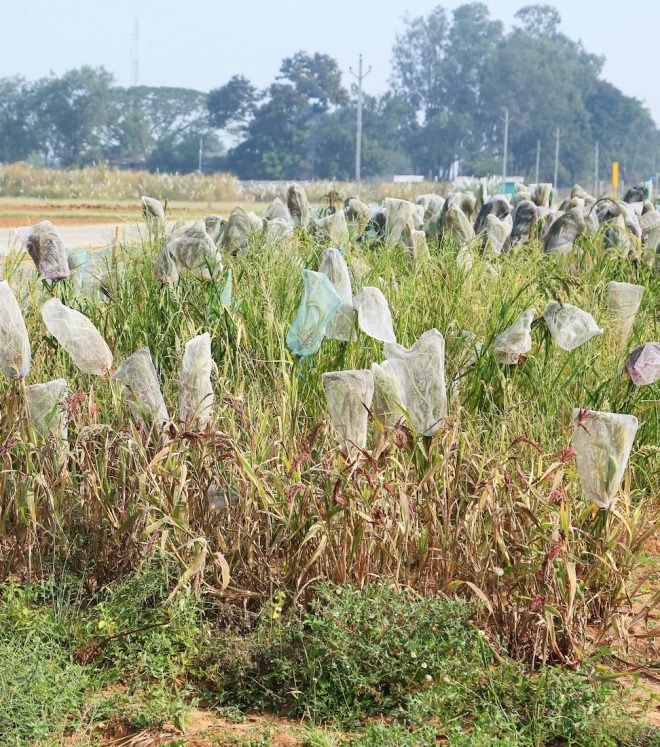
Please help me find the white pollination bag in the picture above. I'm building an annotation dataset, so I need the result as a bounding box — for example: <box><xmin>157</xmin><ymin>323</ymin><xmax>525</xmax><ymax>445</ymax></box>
<box><xmin>0</xmin><ymin>280</ymin><xmax>31</xmax><ymax>380</ymax></box>
<box><xmin>204</xmin><ymin>214</ymin><xmax>226</xmax><ymax>244</ymax></box>
<box><xmin>156</xmin><ymin>221</ymin><xmax>222</xmax><ymax>284</ymax></box>
<box><xmin>26</xmin><ymin>379</ymin><xmax>68</xmax><ymax>446</ymax></box>
<box><xmin>353</xmin><ymin>287</ymin><xmax>396</xmax><ymax>344</ymax></box>
<box><xmin>484</xmin><ymin>214</ymin><xmax>511</xmax><ymax>256</ymax></box>
<box><xmin>606</xmin><ymin>281</ymin><xmax>645</xmax><ymax>332</ymax></box>
<box><xmin>142</xmin><ymin>195</ymin><xmax>165</xmax><ymax>223</ymax></box>
<box><xmin>286</xmin><ymin>269</ymin><xmax>341</xmax><ymax>358</ymax></box>
<box><xmin>345</xmin><ymin>198</ymin><xmax>370</xmax><ymax>224</ymax></box>
<box><xmin>543</xmin><ymin>208</ymin><xmax>585</xmax><ymax>254</ymax></box>
<box><xmin>493</xmin><ymin>308</ymin><xmax>535</xmax><ymax>364</ymax></box>
<box><xmin>263</xmin><ymin>218</ymin><xmax>293</xmax><ymax>242</ymax></box>
<box><xmin>112</xmin><ymin>348</ymin><xmax>169</xmax><ymax>430</ymax></box>
<box><xmin>179</xmin><ymin>333</ymin><xmax>214</xmax><ymax>431</ymax></box>
<box><xmin>543</xmin><ymin>302</ymin><xmax>603</xmax><ymax>351</ymax></box>
<box><xmin>571</xmin><ymin>409</ymin><xmax>638</xmax><ymax>510</ymax></box>
<box><xmin>407</xmin><ymin>229</ymin><xmax>430</xmax><ymax>261</ymax></box>
<box><xmin>443</xmin><ymin>203</ymin><xmax>475</xmax><ymax>247</ymax></box>
<box><xmin>220</xmin><ymin>207</ymin><xmax>263</xmax><ymax>253</ymax></box>
<box><xmin>318</xmin><ymin>248</ymin><xmax>355</xmax><ymax>341</ymax></box>
<box><xmin>287</xmin><ymin>184</ymin><xmax>310</xmax><ymax>228</ymax></box>
<box><xmin>264</xmin><ymin>197</ymin><xmax>292</xmax><ymax>224</ymax></box>
<box><xmin>15</xmin><ymin>221</ymin><xmax>70</xmax><ymax>280</ymax></box>
<box><xmin>40</xmin><ymin>298</ymin><xmax>113</xmax><ymax>375</ymax></box>
<box><xmin>382</xmin><ymin>328</ymin><xmax>447</xmax><ymax>436</ymax></box>
<box><xmin>624</xmin><ymin>343</ymin><xmax>660</xmax><ymax>386</ymax></box>
<box><xmin>371</xmin><ymin>361</ymin><xmax>407</xmax><ymax>427</ymax></box>
<box><xmin>322</xmin><ymin>369</ymin><xmax>374</xmax><ymax>450</ymax></box>
<box><xmin>315</xmin><ymin>212</ymin><xmax>349</xmax><ymax>245</ymax></box>
<box><xmin>385</xmin><ymin>198</ymin><xmax>418</xmax><ymax>246</ymax></box>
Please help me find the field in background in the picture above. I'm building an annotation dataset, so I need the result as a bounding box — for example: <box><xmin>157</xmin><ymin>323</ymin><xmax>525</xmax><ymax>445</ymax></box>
<box><xmin>0</xmin><ymin>197</ymin><xmax>269</xmax><ymax>228</ymax></box>
<box><xmin>0</xmin><ymin>162</ymin><xmax>445</xmax><ymax>206</ymax></box>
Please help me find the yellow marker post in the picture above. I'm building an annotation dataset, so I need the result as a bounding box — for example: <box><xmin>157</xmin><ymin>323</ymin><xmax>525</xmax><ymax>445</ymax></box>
<box><xmin>612</xmin><ymin>161</ymin><xmax>619</xmax><ymax>197</ymax></box>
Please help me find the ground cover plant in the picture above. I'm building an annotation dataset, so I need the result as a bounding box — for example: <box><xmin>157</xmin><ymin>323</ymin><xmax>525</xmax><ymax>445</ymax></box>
<box><xmin>0</xmin><ymin>183</ymin><xmax>657</xmax><ymax>744</ymax></box>
<box><xmin>0</xmin><ymin>571</ymin><xmax>656</xmax><ymax>745</ymax></box>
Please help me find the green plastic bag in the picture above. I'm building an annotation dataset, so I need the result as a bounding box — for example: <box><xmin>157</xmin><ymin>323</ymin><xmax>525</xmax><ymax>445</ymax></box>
<box><xmin>286</xmin><ymin>269</ymin><xmax>341</xmax><ymax>358</ymax></box>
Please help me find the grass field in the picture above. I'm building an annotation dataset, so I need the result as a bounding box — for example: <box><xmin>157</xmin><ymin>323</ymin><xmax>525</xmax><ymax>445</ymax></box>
<box><xmin>0</xmin><ymin>191</ymin><xmax>657</xmax><ymax>745</ymax></box>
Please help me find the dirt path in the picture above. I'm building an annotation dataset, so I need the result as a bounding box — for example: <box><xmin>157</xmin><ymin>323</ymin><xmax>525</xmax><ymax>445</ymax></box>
<box><xmin>0</xmin><ymin>223</ymin><xmax>144</xmax><ymax>256</ymax></box>
<box><xmin>69</xmin><ymin>711</ymin><xmax>322</xmax><ymax>746</ymax></box>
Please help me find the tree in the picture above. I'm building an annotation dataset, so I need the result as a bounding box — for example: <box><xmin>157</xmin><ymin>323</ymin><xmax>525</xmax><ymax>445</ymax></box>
<box><xmin>147</xmin><ymin>131</ymin><xmax>224</xmax><ymax>173</ymax></box>
<box><xmin>307</xmin><ymin>93</ymin><xmax>411</xmax><ymax>180</ymax></box>
<box><xmin>388</xmin><ymin>2</ymin><xmax>657</xmax><ymax>185</ymax></box>
<box><xmin>208</xmin><ymin>75</ymin><xmax>259</xmax><ymax>131</ymax></box>
<box><xmin>113</xmin><ymin>85</ymin><xmax>209</xmax><ymax>171</ymax></box>
<box><xmin>480</xmin><ymin>14</ymin><xmax>602</xmax><ymax>182</ymax></box>
<box><xmin>391</xmin><ymin>3</ymin><xmax>503</xmax><ymax>177</ymax></box>
<box><xmin>0</xmin><ymin>77</ymin><xmax>38</xmax><ymax>163</ymax></box>
<box><xmin>278</xmin><ymin>51</ymin><xmax>348</xmax><ymax>111</ymax></box>
<box><xmin>31</xmin><ymin>66</ymin><xmax>116</xmax><ymax>167</ymax></box>
<box><xmin>514</xmin><ymin>4</ymin><xmax>561</xmax><ymax>37</ymax></box>
<box><xmin>391</xmin><ymin>6</ymin><xmax>449</xmax><ymax>121</ymax></box>
<box><xmin>225</xmin><ymin>83</ymin><xmax>309</xmax><ymax>179</ymax></box>
<box><xmin>586</xmin><ymin>80</ymin><xmax>659</xmax><ymax>183</ymax></box>
<box><xmin>223</xmin><ymin>52</ymin><xmax>348</xmax><ymax>179</ymax></box>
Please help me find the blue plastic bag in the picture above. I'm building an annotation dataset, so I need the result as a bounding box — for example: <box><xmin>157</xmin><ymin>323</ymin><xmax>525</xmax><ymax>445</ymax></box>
<box><xmin>286</xmin><ymin>269</ymin><xmax>341</xmax><ymax>358</ymax></box>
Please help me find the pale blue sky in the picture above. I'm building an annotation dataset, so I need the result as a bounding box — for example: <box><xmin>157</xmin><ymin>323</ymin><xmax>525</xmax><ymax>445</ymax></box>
<box><xmin>2</xmin><ymin>0</ymin><xmax>657</xmax><ymax>123</ymax></box>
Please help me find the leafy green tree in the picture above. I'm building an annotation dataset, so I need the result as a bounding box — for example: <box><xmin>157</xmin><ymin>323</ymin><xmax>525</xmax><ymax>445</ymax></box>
<box><xmin>208</xmin><ymin>75</ymin><xmax>259</xmax><ymax>132</ymax></box>
<box><xmin>480</xmin><ymin>13</ymin><xmax>601</xmax><ymax>182</ymax></box>
<box><xmin>99</xmin><ymin>85</ymin><xmax>208</xmax><ymax>171</ymax></box>
<box><xmin>307</xmin><ymin>93</ymin><xmax>410</xmax><ymax>180</ymax></box>
<box><xmin>514</xmin><ymin>4</ymin><xmax>562</xmax><ymax>37</ymax></box>
<box><xmin>585</xmin><ymin>80</ymin><xmax>659</xmax><ymax>184</ymax></box>
<box><xmin>278</xmin><ymin>52</ymin><xmax>348</xmax><ymax>111</ymax></box>
<box><xmin>31</xmin><ymin>66</ymin><xmax>116</xmax><ymax>167</ymax></box>
<box><xmin>147</xmin><ymin>130</ymin><xmax>224</xmax><ymax>173</ymax></box>
<box><xmin>391</xmin><ymin>3</ymin><xmax>503</xmax><ymax>177</ymax></box>
<box><xmin>0</xmin><ymin>77</ymin><xmax>38</xmax><ymax>163</ymax></box>
<box><xmin>224</xmin><ymin>52</ymin><xmax>348</xmax><ymax>179</ymax></box>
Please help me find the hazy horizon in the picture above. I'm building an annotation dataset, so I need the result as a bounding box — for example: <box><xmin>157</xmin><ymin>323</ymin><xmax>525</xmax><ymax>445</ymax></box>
<box><xmin>1</xmin><ymin>0</ymin><xmax>658</xmax><ymax>125</ymax></box>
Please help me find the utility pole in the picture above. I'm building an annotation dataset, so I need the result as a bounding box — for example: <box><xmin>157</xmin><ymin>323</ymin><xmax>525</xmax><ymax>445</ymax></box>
<box><xmin>198</xmin><ymin>137</ymin><xmax>203</xmax><ymax>173</ymax></box>
<box><xmin>535</xmin><ymin>139</ymin><xmax>541</xmax><ymax>184</ymax></box>
<box><xmin>349</xmin><ymin>54</ymin><xmax>371</xmax><ymax>196</ymax></box>
<box><xmin>502</xmin><ymin>109</ymin><xmax>509</xmax><ymax>189</ymax></box>
<box><xmin>553</xmin><ymin>128</ymin><xmax>560</xmax><ymax>189</ymax></box>
<box><xmin>131</xmin><ymin>18</ymin><xmax>140</xmax><ymax>86</ymax></box>
<box><xmin>594</xmin><ymin>141</ymin><xmax>599</xmax><ymax>196</ymax></box>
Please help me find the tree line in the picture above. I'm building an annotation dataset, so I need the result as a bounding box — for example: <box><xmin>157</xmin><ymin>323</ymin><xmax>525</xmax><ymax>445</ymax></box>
<box><xmin>1</xmin><ymin>3</ymin><xmax>657</xmax><ymax>185</ymax></box>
